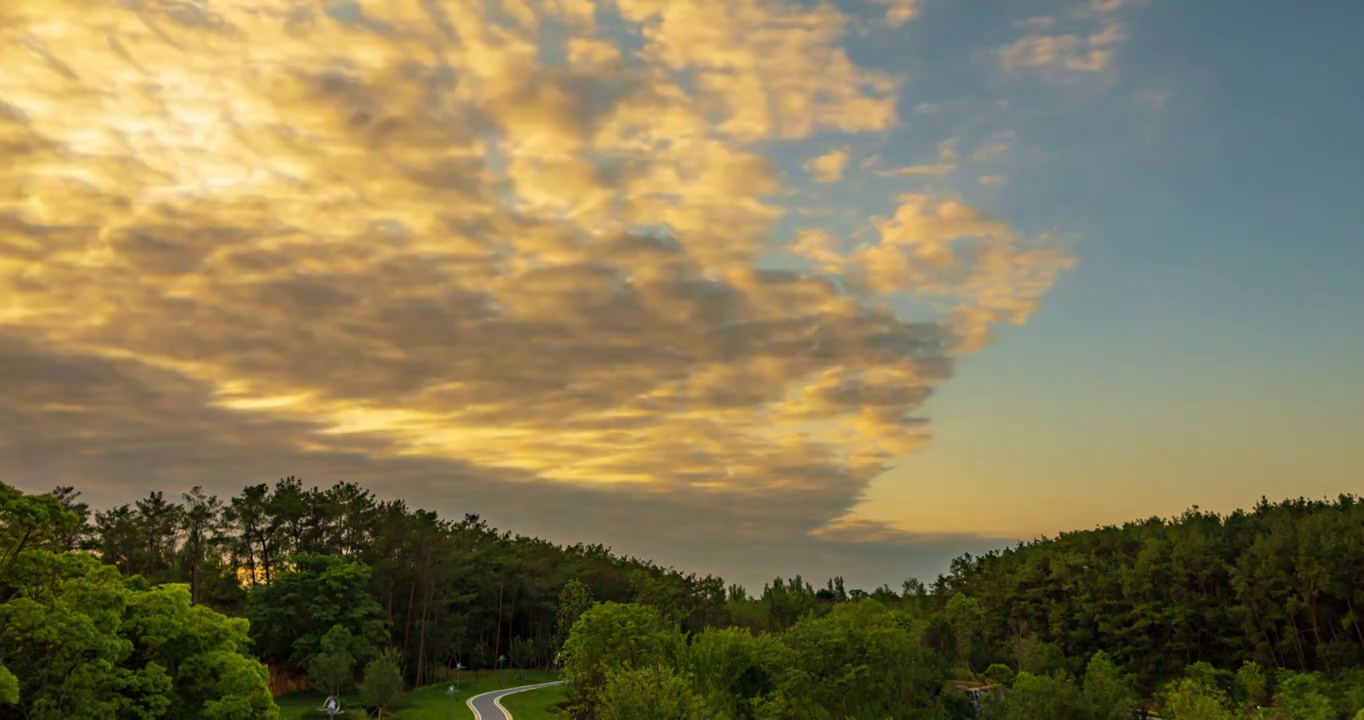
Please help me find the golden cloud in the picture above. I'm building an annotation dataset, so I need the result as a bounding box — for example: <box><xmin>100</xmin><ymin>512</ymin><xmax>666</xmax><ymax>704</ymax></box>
<box><xmin>999</xmin><ymin>0</ymin><xmax>1131</xmax><ymax>78</ymax></box>
<box><xmin>805</xmin><ymin>147</ymin><xmax>852</xmax><ymax>184</ymax></box>
<box><xmin>972</xmin><ymin>131</ymin><xmax>1016</xmax><ymax>163</ymax></box>
<box><xmin>1</xmin><ymin>0</ymin><xmax>1071</xmax><ymax>545</ymax></box>
<box><xmin>870</xmin><ymin>0</ymin><xmax>922</xmax><ymax>28</ymax></box>
<box><xmin>874</xmin><ymin>139</ymin><xmax>959</xmax><ymax>178</ymax></box>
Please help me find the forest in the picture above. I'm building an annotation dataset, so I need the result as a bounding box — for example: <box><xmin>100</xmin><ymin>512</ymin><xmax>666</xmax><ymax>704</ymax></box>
<box><xmin>2</xmin><ymin>477</ymin><xmax>1363</xmax><ymax>719</ymax></box>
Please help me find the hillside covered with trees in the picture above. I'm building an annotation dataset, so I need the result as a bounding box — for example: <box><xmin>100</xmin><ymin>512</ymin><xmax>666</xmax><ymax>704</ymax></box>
<box><xmin>3</xmin><ymin>478</ymin><xmax>1363</xmax><ymax>719</ymax></box>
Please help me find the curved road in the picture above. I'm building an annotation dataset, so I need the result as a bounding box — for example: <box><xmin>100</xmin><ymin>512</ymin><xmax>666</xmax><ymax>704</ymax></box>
<box><xmin>466</xmin><ymin>680</ymin><xmax>564</xmax><ymax>720</ymax></box>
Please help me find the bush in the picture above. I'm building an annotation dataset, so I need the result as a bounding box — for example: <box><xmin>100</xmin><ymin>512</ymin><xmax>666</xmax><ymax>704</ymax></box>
<box><xmin>985</xmin><ymin>663</ymin><xmax>1016</xmax><ymax>688</ymax></box>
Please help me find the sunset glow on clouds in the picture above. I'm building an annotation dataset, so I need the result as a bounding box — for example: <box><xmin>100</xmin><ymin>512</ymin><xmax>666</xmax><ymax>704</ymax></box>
<box><xmin>13</xmin><ymin>0</ymin><xmax>1355</xmax><ymax>591</ymax></box>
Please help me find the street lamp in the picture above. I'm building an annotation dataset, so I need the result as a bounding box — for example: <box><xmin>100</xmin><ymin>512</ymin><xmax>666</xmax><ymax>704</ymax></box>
<box><xmin>446</xmin><ymin>685</ymin><xmax>456</xmax><ymax>720</ymax></box>
<box><xmin>321</xmin><ymin>696</ymin><xmax>342</xmax><ymax>719</ymax></box>
<box><xmin>554</xmin><ymin>652</ymin><xmax>561</xmax><ymax>681</ymax></box>
<box><xmin>498</xmin><ymin>655</ymin><xmax>506</xmax><ymax>687</ymax></box>
<box><xmin>455</xmin><ymin>662</ymin><xmax>464</xmax><ymax>695</ymax></box>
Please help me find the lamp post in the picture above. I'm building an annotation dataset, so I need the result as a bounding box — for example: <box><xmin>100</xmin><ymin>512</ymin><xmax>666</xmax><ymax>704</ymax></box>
<box><xmin>554</xmin><ymin>652</ymin><xmax>561</xmax><ymax>681</ymax></box>
<box><xmin>455</xmin><ymin>662</ymin><xmax>464</xmax><ymax>696</ymax></box>
<box><xmin>446</xmin><ymin>685</ymin><xmax>456</xmax><ymax>720</ymax></box>
<box><xmin>498</xmin><ymin>655</ymin><xmax>506</xmax><ymax>688</ymax></box>
<box><xmin>321</xmin><ymin>696</ymin><xmax>342</xmax><ymax>720</ymax></box>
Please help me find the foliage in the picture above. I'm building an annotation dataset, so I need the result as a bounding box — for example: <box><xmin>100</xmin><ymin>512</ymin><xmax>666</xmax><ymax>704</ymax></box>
<box><xmin>766</xmin><ymin>600</ymin><xmax>950</xmax><ymax>718</ymax></box>
<box><xmin>248</xmin><ymin>554</ymin><xmax>385</xmax><ymax>673</ymax></box>
<box><xmin>1161</xmin><ymin>676</ymin><xmax>1238</xmax><ymax>720</ymax></box>
<box><xmin>0</xmin><ymin>544</ymin><xmax>276</xmax><ymax>719</ymax></box>
<box><xmin>985</xmin><ymin>663</ymin><xmax>1017</xmax><ymax>687</ymax></box>
<box><xmin>1237</xmin><ymin>660</ymin><xmax>1268</xmax><ymax>710</ymax></box>
<box><xmin>684</xmin><ymin>626</ymin><xmax>782</xmax><ymax>718</ymax></box>
<box><xmin>556</xmin><ymin>578</ymin><xmax>595</xmax><ymax>648</ymax></box>
<box><xmin>1080</xmin><ymin>651</ymin><xmax>1137</xmax><ymax>720</ymax></box>
<box><xmin>942</xmin><ymin>496</ymin><xmax>1364</xmax><ymax>693</ymax></box>
<box><xmin>598</xmin><ymin>665</ymin><xmax>716</xmax><ymax>720</ymax></box>
<box><xmin>0</xmin><ymin>482</ymin><xmax>77</xmax><ymax>585</ymax></box>
<box><xmin>1268</xmin><ymin>671</ymin><xmax>1336</xmax><ymax>720</ymax></box>
<box><xmin>308</xmin><ymin>625</ymin><xmax>360</xmax><ymax>698</ymax></box>
<box><xmin>1004</xmin><ymin>671</ymin><xmax>1084</xmax><ymax>720</ymax></box>
<box><xmin>560</xmin><ymin>602</ymin><xmax>684</xmax><ymax>718</ymax></box>
<box><xmin>0</xmin><ymin>666</ymin><xmax>16</xmax><ymax>705</ymax></box>
<box><xmin>360</xmin><ymin>648</ymin><xmax>405</xmax><ymax>718</ymax></box>
<box><xmin>6</xmin><ymin>479</ymin><xmax>1364</xmax><ymax>719</ymax></box>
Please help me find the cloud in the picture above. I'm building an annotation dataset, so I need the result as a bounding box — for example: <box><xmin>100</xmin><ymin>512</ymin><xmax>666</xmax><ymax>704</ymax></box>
<box><xmin>999</xmin><ymin>0</ymin><xmax>1131</xmax><ymax>78</ymax></box>
<box><xmin>875</xmin><ymin>139</ymin><xmax>958</xmax><ymax>177</ymax></box>
<box><xmin>1082</xmin><ymin>0</ymin><xmax>1134</xmax><ymax>14</ymax></box>
<box><xmin>870</xmin><ymin>0</ymin><xmax>921</xmax><ymax>28</ymax></box>
<box><xmin>806</xmin><ymin>147</ymin><xmax>852</xmax><ymax>184</ymax></box>
<box><xmin>809</xmin><ymin>517</ymin><xmax>1007</xmax><ymax>546</ymax></box>
<box><xmin>789</xmin><ymin>194</ymin><xmax>1075</xmax><ymax>351</ymax></box>
<box><xmin>1017</xmin><ymin>16</ymin><xmax>1057</xmax><ymax>30</ymax></box>
<box><xmin>972</xmin><ymin>131</ymin><xmax>1016</xmax><ymax>163</ymax></box>
<box><xmin>0</xmin><ymin>0</ymin><xmax>1071</xmax><ymax>586</ymax></box>
<box><xmin>1139</xmin><ymin>89</ymin><xmax>1171</xmax><ymax>109</ymax></box>
<box><xmin>614</xmin><ymin>0</ymin><xmax>899</xmax><ymax>141</ymax></box>
<box><xmin>978</xmin><ymin>175</ymin><xmax>1007</xmax><ymax>185</ymax></box>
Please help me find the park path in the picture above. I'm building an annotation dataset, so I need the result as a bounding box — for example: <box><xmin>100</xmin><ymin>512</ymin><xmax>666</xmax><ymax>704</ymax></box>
<box><xmin>466</xmin><ymin>680</ymin><xmax>564</xmax><ymax>720</ymax></box>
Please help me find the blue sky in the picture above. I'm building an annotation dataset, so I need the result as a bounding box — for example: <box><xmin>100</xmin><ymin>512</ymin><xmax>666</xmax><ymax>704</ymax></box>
<box><xmin>849</xmin><ymin>0</ymin><xmax>1364</xmax><ymax>537</ymax></box>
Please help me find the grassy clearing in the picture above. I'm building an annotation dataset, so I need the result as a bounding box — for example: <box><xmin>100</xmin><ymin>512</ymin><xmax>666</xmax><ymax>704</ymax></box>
<box><xmin>496</xmin><ymin>684</ymin><xmax>568</xmax><ymax>719</ymax></box>
<box><xmin>276</xmin><ymin>670</ymin><xmax>557</xmax><ymax>720</ymax></box>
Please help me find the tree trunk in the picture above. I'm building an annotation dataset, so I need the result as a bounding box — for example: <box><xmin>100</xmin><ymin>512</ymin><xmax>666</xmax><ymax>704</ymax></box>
<box><xmin>1349</xmin><ymin>598</ymin><xmax>1364</xmax><ymax>651</ymax></box>
<box><xmin>415</xmin><ymin>542</ymin><xmax>435</xmax><ymax>685</ymax></box>
<box><xmin>1246</xmin><ymin>598</ymin><xmax>1282</xmax><ymax>668</ymax></box>
<box><xmin>1288</xmin><ymin>616</ymin><xmax>1309</xmax><ymax>669</ymax></box>
<box><xmin>188</xmin><ymin>537</ymin><xmax>200</xmax><ymax>605</ymax></box>
<box><xmin>401</xmin><ymin>574</ymin><xmax>418</xmax><ymax>657</ymax></box>
<box><xmin>494</xmin><ymin>575</ymin><xmax>505</xmax><ymax>672</ymax></box>
<box><xmin>1308</xmin><ymin>588</ymin><xmax>1330</xmax><ymax>672</ymax></box>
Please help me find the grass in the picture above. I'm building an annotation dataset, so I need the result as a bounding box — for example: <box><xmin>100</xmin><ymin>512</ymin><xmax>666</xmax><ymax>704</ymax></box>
<box><xmin>496</xmin><ymin>684</ymin><xmax>568</xmax><ymax>720</ymax></box>
<box><xmin>276</xmin><ymin>669</ymin><xmax>557</xmax><ymax>720</ymax></box>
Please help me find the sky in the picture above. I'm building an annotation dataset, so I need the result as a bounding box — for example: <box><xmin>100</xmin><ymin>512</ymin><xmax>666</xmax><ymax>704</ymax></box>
<box><xmin>1</xmin><ymin>0</ymin><xmax>1360</xmax><ymax>593</ymax></box>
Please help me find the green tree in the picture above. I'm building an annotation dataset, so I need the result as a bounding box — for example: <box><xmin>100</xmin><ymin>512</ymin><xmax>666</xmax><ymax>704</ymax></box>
<box><xmin>0</xmin><ymin>665</ymin><xmax>17</xmax><ymax>705</ymax></box>
<box><xmin>122</xmin><ymin>581</ymin><xmax>278</xmax><ymax>719</ymax></box>
<box><xmin>985</xmin><ymin>663</ymin><xmax>1017</xmax><ymax>688</ymax></box>
<box><xmin>1005</xmin><ymin>671</ymin><xmax>1083</xmax><ymax>720</ymax></box>
<box><xmin>0</xmin><ymin>549</ymin><xmax>276</xmax><ymax>719</ymax></box>
<box><xmin>556</xmin><ymin>578</ymin><xmax>596</xmax><ymax>647</ymax></box>
<box><xmin>767</xmin><ymin>600</ymin><xmax>949</xmax><ymax>719</ymax></box>
<box><xmin>561</xmin><ymin>602</ymin><xmax>684</xmax><ymax>719</ymax></box>
<box><xmin>685</xmin><ymin>626</ymin><xmax>783</xmax><ymax>718</ymax></box>
<box><xmin>598</xmin><ymin>664</ymin><xmax>716</xmax><ymax>720</ymax></box>
<box><xmin>945</xmin><ymin>593</ymin><xmax>987</xmax><ymax>670</ymax></box>
<box><xmin>1268</xmin><ymin>671</ymin><xmax>1335</xmax><ymax>720</ymax></box>
<box><xmin>1081</xmin><ymin>651</ymin><xmax>1137</xmax><ymax>720</ymax></box>
<box><xmin>361</xmin><ymin>648</ymin><xmax>405</xmax><ymax>719</ymax></box>
<box><xmin>246</xmin><ymin>553</ymin><xmax>385</xmax><ymax>672</ymax></box>
<box><xmin>0</xmin><ymin>481</ymin><xmax>76</xmax><ymax>585</ymax></box>
<box><xmin>510</xmin><ymin>636</ymin><xmax>536</xmax><ymax>677</ymax></box>
<box><xmin>309</xmin><ymin>625</ymin><xmax>359</xmax><ymax>698</ymax></box>
<box><xmin>1161</xmin><ymin>676</ymin><xmax>1237</xmax><ymax>720</ymax></box>
<box><xmin>1236</xmin><ymin>660</ymin><xmax>1268</xmax><ymax>711</ymax></box>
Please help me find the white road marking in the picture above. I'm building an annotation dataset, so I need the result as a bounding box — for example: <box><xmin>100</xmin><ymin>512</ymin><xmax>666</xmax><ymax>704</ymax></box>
<box><xmin>466</xmin><ymin>680</ymin><xmax>565</xmax><ymax>720</ymax></box>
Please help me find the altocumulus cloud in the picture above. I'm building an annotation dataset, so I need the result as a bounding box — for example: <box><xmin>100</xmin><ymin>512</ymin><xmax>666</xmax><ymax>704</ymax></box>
<box><xmin>0</xmin><ymin>0</ymin><xmax>1071</xmax><ymax>589</ymax></box>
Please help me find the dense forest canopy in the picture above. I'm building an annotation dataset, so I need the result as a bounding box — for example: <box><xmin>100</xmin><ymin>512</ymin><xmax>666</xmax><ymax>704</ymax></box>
<box><xmin>3</xmin><ymin>478</ymin><xmax>1363</xmax><ymax>719</ymax></box>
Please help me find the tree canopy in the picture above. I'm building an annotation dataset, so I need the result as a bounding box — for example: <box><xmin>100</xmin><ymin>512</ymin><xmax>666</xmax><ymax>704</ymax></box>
<box><xmin>3</xmin><ymin>478</ymin><xmax>1363</xmax><ymax>719</ymax></box>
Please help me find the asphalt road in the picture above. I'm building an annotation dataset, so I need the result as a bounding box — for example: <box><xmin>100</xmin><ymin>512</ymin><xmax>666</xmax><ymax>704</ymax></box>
<box><xmin>466</xmin><ymin>680</ymin><xmax>565</xmax><ymax>720</ymax></box>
